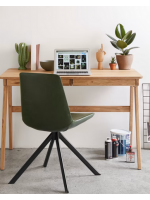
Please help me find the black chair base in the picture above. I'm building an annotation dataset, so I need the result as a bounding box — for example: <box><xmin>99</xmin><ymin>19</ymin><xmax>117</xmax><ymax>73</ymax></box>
<box><xmin>9</xmin><ymin>132</ymin><xmax>100</xmax><ymax>193</ymax></box>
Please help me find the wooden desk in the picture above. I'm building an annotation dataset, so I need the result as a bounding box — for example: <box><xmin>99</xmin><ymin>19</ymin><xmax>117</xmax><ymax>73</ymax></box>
<box><xmin>0</xmin><ymin>68</ymin><xmax>142</xmax><ymax>170</ymax></box>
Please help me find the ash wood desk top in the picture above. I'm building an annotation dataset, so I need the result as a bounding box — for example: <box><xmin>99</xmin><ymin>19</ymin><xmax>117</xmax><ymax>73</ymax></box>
<box><xmin>0</xmin><ymin>68</ymin><xmax>142</xmax><ymax>80</ymax></box>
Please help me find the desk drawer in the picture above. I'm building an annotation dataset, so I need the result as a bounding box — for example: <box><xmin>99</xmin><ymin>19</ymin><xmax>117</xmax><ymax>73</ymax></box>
<box><xmin>61</xmin><ymin>79</ymin><xmax>70</xmax><ymax>86</ymax></box>
<box><xmin>7</xmin><ymin>79</ymin><xmax>71</xmax><ymax>86</ymax></box>
<box><xmin>7</xmin><ymin>79</ymin><xmax>20</xmax><ymax>86</ymax></box>
<box><xmin>73</xmin><ymin>79</ymin><xmax>136</xmax><ymax>86</ymax></box>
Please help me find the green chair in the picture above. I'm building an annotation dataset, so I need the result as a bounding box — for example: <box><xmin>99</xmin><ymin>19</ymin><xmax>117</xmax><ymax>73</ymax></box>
<box><xmin>9</xmin><ymin>73</ymin><xmax>100</xmax><ymax>193</ymax></box>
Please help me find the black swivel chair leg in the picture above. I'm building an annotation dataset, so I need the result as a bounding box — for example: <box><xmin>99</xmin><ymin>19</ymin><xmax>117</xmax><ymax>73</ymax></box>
<box><xmin>55</xmin><ymin>132</ymin><xmax>69</xmax><ymax>193</ymax></box>
<box><xmin>59</xmin><ymin>132</ymin><xmax>100</xmax><ymax>176</ymax></box>
<box><xmin>9</xmin><ymin>133</ymin><xmax>52</xmax><ymax>184</ymax></box>
<box><xmin>43</xmin><ymin>138</ymin><xmax>54</xmax><ymax>167</ymax></box>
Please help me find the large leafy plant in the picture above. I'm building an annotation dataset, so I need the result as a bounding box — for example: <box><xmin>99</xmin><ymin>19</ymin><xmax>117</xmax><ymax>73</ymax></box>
<box><xmin>106</xmin><ymin>24</ymin><xmax>139</xmax><ymax>55</ymax></box>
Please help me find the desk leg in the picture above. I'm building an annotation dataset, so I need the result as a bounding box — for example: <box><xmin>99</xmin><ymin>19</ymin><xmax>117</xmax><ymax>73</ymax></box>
<box><xmin>129</xmin><ymin>86</ymin><xmax>134</xmax><ymax>146</ymax></box>
<box><xmin>134</xmin><ymin>86</ymin><xmax>142</xmax><ymax>170</ymax></box>
<box><xmin>0</xmin><ymin>80</ymin><xmax>7</xmax><ymax>170</ymax></box>
<box><xmin>8</xmin><ymin>86</ymin><xmax>13</xmax><ymax>150</ymax></box>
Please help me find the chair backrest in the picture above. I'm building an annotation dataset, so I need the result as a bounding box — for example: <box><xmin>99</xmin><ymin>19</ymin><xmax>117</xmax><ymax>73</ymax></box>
<box><xmin>20</xmin><ymin>73</ymin><xmax>73</xmax><ymax>132</ymax></box>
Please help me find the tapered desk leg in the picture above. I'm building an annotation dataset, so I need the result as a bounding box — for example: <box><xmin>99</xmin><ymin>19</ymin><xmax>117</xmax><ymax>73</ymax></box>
<box><xmin>134</xmin><ymin>86</ymin><xmax>142</xmax><ymax>170</ymax></box>
<box><xmin>129</xmin><ymin>86</ymin><xmax>134</xmax><ymax>146</ymax></box>
<box><xmin>0</xmin><ymin>80</ymin><xmax>8</xmax><ymax>170</ymax></box>
<box><xmin>8</xmin><ymin>86</ymin><xmax>13</xmax><ymax>150</ymax></box>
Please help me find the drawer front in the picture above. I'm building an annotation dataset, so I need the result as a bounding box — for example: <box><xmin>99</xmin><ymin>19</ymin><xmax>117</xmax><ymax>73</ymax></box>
<box><xmin>7</xmin><ymin>79</ymin><xmax>71</xmax><ymax>86</ymax></box>
<box><xmin>7</xmin><ymin>79</ymin><xmax>20</xmax><ymax>86</ymax></box>
<box><xmin>61</xmin><ymin>79</ymin><xmax>70</xmax><ymax>86</ymax></box>
<box><xmin>73</xmin><ymin>79</ymin><xmax>136</xmax><ymax>86</ymax></box>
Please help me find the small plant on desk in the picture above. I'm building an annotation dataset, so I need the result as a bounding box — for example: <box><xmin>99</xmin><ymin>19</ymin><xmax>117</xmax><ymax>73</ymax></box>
<box><xmin>109</xmin><ymin>57</ymin><xmax>117</xmax><ymax>70</ymax></box>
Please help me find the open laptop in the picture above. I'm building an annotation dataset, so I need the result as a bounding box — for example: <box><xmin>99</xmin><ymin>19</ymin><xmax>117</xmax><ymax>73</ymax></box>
<box><xmin>54</xmin><ymin>49</ymin><xmax>90</xmax><ymax>75</ymax></box>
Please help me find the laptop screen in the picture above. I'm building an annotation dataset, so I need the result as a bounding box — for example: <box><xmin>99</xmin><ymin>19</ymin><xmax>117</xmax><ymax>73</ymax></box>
<box><xmin>55</xmin><ymin>50</ymin><xmax>89</xmax><ymax>71</ymax></box>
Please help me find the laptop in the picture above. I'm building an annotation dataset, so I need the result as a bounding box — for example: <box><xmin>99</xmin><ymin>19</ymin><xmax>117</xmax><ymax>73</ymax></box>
<box><xmin>54</xmin><ymin>49</ymin><xmax>90</xmax><ymax>75</ymax></box>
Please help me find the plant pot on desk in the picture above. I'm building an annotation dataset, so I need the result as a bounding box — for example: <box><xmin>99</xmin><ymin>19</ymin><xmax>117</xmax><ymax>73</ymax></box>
<box><xmin>116</xmin><ymin>54</ymin><xmax>133</xmax><ymax>70</ymax></box>
<box><xmin>109</xmin><ymin>63</ymin><xmax>117</xmax><ymax>70</ymax></box>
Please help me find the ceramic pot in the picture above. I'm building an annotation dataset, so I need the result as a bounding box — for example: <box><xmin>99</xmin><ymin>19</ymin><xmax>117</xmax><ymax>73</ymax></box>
<box><xmin>109</xmin><ymin>63</ymin><xmax>117</xmax><ymax>70</ymax></box>
<box><xmin>116</xmin><ymin>54</ymin><xmax>133</xmax><ymax>70</ymax></box>
<box><xmin>40</xmin><ymin>60</ymin><xmax>54</xmax><ymax>71</ymax></box>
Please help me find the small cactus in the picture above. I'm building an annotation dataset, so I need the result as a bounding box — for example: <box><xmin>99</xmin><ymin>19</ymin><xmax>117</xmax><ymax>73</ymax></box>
<box><xmin>15</xmin><ymin>43</ymin><xmax>30</xmax><ymax>70</ymax></box>
<box><xmin>110</xmin><ymin>57</ymin><xmax>116</xmax><ymax>64</ymax></box>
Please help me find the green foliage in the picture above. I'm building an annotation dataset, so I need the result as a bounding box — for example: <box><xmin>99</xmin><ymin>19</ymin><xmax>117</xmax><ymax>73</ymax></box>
<box><xmin>126</xmin><ymin>33</ymin><xmax>136</xmax><ymax>45</ymax></box>
<box><xmin>124</xmin><ymin>47</ymin><xmax>139</xmax><ymax>55</ymax></box>
<box><xmin>115</xmin><ymin>24</ymin><xmax>126</xmax><ymax>39</ymax></box>
<box><xmin>117</xmin><ymin>40</ymin><xmax>127</xmax><ymax>49</ymax></box>
<box><xmin>110</xmin><ymin>41</ymin><xmax>121</xmax><ymax>50</ymax></box>
<box><xmin>15</xmin><ymin>43</ymin><xmax>30</xmax><ymax>70</ymax></box>
<box><xmin>106</xmin><ymin>24</ymin><xmax>139</xmax><ymax>55</ymax></box>
<box><xmin>106</xmin><ymin>34</ymin><xmax>117</xmax><ymax>42</ymax></box>
<box><xmin>122</xmin><ymin>30</ymin><xmax>132</xmax><ymax>41</ymax></box>
<box><xmin>110</xmin><ymin>57</ymin><xmax>116</xmax><ymax>64</ymax></box>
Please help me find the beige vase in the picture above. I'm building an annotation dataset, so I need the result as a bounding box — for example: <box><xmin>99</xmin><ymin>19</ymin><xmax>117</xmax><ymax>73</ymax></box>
<box><xmin>116</xmin><ymin>54</ymin><xmax>133</xmax><ymax>70</ymax></box>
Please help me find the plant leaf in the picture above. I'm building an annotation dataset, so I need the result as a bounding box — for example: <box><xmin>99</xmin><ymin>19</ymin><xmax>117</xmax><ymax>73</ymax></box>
<box><xmin>126</xmin><ymin>33</ymin><xmax>136</xmax><ymax>45</ymax></box>
<box><xmin>124</xmin><ymin>49</ymin><xmax>130</xmax><ymax>55</ymax></box>
<box><xmin>117</xmin><ymin>40</ymin><xmax>127</xmax><ymax>49</ymax></box>
<box><xmin>115</xmin><ymin>24</ymin><xmax>126</xmax><ymax>39</ymax></box>
<box><xmin>106</xmin><ymin>34</ymin><xmax>117</xmax><ymax>42</ymax></box>
<box><xmin>122</xmin><ymin>30</ymin><xmax>132</xmax><ymax>41</ymax></box>
<box><xmin>124</xmin><ymin>47</ymin><xmax>139</xmax><ymax>55</ymax></box>
<box><xmin>128</xmin><ymin>47</ymin><xmax>139</xmax><ymax>51</ymax></box>
<box><xmin>115</xmin><ymin>53</ymin><xmax>124</xmax><ymax>55</ymax></box>
<box><xmin>115</xmin><ymin>25</ymin><xmax>121</xmax><ymax>39</ymax></box>
<box><xmin>110</xmin><ymin>41</ymin><xmax>122</xmax><ymax>50</ymax></box>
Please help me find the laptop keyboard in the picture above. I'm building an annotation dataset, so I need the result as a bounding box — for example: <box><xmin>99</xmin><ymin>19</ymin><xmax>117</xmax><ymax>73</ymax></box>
<box><xmin>57</xmin><ymin>71</ymin><xmax>88</xmax><ymax>74</ymax></box>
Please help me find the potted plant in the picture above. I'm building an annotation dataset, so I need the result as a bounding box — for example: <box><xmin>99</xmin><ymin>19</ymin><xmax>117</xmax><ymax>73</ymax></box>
<box><xmin>109</xmin><ymin>57</ymin><xmax>117</xmax><ymax>70</ymax></box>
<box><xmin>106</xmin><ymin>24</ymin><xmax>139</xmax><ymax>70</ymax></box>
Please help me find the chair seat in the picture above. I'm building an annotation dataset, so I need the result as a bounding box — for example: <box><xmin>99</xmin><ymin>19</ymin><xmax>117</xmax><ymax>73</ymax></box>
<box><xmin>68</xmin><ymin>113</ymin><xmax>94</xmax><ymax>130</ymax></box>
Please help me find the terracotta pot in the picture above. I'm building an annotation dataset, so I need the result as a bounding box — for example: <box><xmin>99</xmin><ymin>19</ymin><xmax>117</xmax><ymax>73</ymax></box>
<box><xmin>116</xmin><ymin>54</ymin><xmax>133</xmax><ymax>70</ymax></box>
<box><xmin>109</xmin><ymin>63</ymin><xmax>117</xmax><ymax>70</ymax></box>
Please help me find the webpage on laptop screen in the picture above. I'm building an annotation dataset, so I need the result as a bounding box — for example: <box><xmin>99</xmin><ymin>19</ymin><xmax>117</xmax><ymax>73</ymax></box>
<box><xmin>56</xmin><ymin>51</ymin><xmax>89</xmax><ymax>71</ymax></box>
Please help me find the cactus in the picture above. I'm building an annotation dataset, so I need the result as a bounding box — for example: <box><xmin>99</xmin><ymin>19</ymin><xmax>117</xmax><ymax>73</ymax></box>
<box><xmin>110</xmin><ymin>57</ymin><xmax>116</xmax><ymax>64</ymax></box>
<box><xmin>15</xmin><ymin>43</ymin><xmax>30</xmax><ymax>70</ymax></box>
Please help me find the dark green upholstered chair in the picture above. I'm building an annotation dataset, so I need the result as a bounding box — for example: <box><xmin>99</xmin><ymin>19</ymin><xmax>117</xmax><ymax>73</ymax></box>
<box><xmin>9</xmin><ymin>73</ymin><xmax>100</xmax><ymax>193</ymax></box>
